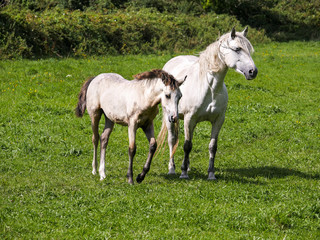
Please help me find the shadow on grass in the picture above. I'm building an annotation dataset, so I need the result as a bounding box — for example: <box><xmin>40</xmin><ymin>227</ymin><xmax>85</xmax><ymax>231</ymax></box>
<box><xmin>159</xmin><ymin>166</ymin><xmax>319</xmax><ymax>185</ymax></box>
<box><xmin>223</xmin><ymin>166</ymin><xmax>320</xmax><ymax>180</ymax></box>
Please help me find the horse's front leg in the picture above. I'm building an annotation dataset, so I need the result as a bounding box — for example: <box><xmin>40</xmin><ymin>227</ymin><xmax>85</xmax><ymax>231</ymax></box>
<box><xmin>127</xmin><ymin>124</ymin><xmax>137</xmax><ymax>184</ymax></box>
<box><xmin>208</xmin><ymin>116</ymin><xmax>225</xmax><ymax>180</ymax></box>
<box><xmin>180</xmin><ymin>117</ymin><xmax>196</xmax><ymax>179</ymax></box>
<box><xmin>136</xmin><ymin>123</ymin><xmax>157</xmax><ymax>183</ymax></box>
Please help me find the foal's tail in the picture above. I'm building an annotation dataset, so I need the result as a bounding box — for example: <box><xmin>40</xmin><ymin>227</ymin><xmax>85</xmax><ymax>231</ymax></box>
<box><xmin>75</xmin><ymin>77</ymin><xmax>95</xmax><ymax>117</ymax></box>
<box><xmin>155</xmin><ymin>116</ymin><xmax>179</xmax><ymax>159</ymax></box>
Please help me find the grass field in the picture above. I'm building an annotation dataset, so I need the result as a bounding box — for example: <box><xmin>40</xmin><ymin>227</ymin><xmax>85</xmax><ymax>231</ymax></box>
<box><xmin>1</xmin><ymin>42</ymin><xmax>319</xmax><ymax>239</ymax></box>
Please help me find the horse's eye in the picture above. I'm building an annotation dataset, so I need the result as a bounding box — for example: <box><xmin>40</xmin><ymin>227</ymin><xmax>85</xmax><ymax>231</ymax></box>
<box><xmin>235</xmin><ymin>47</ymin><xmax>241</xmax><ymax>53</ymax></box>
<box><xmin>165</xmin><ymin>94</ymin><xmax>171</xmax><ymax>99</ymax></box>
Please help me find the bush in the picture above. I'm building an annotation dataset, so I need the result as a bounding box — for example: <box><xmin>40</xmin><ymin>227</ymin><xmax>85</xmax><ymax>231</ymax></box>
<box><xmin>0</xmin><ymin>7</ymin><xmax>269</xmax><ymax>59</ymax></box>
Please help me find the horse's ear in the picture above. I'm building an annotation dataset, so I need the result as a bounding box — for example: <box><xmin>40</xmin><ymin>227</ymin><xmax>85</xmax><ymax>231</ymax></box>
<box><xmin>231</xmin><ymin>27</ymin><xmax>236</xmax><ymax>39</ymax></box>
<box><xmin>178</xmin><ymin>75</ymin><xmax>187</xmax><ymax>86</ymax></box>
<box><xmin>242</xmin><ymin>26</ymin><xmax>248</xmax><ymax>37</ymax></box>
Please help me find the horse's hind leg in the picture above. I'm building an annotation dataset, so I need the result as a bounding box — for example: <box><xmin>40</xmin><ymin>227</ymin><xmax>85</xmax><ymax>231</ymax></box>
<box><xmin>90</xmin><ymin>110</ymin><xmax>102</xmax><ymax>175</ymax></box>
<box><xmin>136</xmin><ymin>123</ymin><xmax>157</xmax><ymax>183</ymax></box>
<box><xmin>99</xmin><ymin>114</ymin><xmax>114</xmax><ymax>181</ymax></box>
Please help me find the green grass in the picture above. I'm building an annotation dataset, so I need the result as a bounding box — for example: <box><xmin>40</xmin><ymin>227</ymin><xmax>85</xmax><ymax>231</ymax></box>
<box><xmin>1</xmin><ymin>42</ymin><xmax>319</xmax><ymax>239</ymax></box>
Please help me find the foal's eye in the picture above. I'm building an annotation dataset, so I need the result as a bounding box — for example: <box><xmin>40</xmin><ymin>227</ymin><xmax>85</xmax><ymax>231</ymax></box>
<box><xmin>165</xmin><ymin>94</ymin><xmax>171</xmax><ymax>99</ymax></box>
<box><xmin>235</xmin><ymin>47</ymin><xmax>241</xmax><ymax>53</ymax></box>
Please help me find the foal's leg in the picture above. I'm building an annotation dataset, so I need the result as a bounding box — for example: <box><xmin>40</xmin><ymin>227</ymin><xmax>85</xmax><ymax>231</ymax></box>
<box><xmin>99</xmin><ymin>115</ymin><xmax>114</xmax><ymax>180</ymax></box>
<box><xmin>90</xmin><ymin>111</ymin><xmax>102</xmax><ymax>175</ymax></box>
<box><xmin>180</xmin><ymin>117</ymin><xmax>196</xmax><ymax>179</ymax></box>
<box><xmin>127</xmin><ymin>124</ymin><xmax>137</xmax><ymax>184</ymax></box>
<box><xmin>136</xmin><ymin>123</ymin><xmax>157</xmax><ymax>183</ymax></box>
<box><xmin>166</xmin><ymin>118</ymin><xmax>178</xmax><ymax>175</ymax></box>
<box><xmin>208</xmin><ymin>116</ymin><xmax>225</xmax><ymax>180</ymax></box>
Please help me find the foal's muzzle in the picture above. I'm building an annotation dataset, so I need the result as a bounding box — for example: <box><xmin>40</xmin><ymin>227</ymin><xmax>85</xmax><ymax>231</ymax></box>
<box><xmin>168</xmin><ymin>115</ymin><xmax>178</xmax><ymax>123</ymax></box>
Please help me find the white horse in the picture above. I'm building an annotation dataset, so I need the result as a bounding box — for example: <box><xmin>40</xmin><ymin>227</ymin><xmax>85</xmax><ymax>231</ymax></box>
<box><xmin>75</xmin><ymin>69</ymin><xmax>185</xmax><ymax>184</ymax></box>
<box><xmin>160</xmin><ymin>27</ymin><xmax>258</xmax><ymax>180</ymax></box>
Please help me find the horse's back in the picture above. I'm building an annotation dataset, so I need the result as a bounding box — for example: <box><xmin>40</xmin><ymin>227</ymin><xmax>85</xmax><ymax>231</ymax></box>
<box><xmin>163</xmin><ymin>55</ymin><xmax>198</xmax><ymax>78</ymax></box>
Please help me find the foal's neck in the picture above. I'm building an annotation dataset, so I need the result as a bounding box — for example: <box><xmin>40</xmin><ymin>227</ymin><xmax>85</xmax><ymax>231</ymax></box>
<box><xmin>137</xmin><ymin>78</ymin><xmax>163</xmax><ymax>107</ymax></box>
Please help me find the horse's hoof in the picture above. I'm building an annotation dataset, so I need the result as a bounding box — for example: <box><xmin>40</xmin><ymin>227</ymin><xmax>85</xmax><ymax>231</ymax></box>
<box><xmin>92</xmin><ymin>170</ymin><xmax>97</xmax><ymax>175</ymax></box>
<box><xmin>136</xmin><ymin>174</ymin><xmax>144</xmax><ymax>184</ymax></box>
<box><xmin>180</xmin><ymin>171</ymin><xmax>189</xmax><ymax>179</ymax></box>
<box><xmin>168</xmin><ymin>168</ymin><xmax>176</xmax><ymax>175</ymax></box>
<box><xmin>208</xmin><ymin>172</ymin><xmax>217</xmax><ymax>180</ymax></box>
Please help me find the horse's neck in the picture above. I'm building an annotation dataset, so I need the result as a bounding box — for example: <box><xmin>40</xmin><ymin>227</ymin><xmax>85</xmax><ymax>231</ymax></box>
<box><xmin>199</xmin><ymin>42</ymin><xmax>228</xmax><ymax>93</ymax></box>
<box><xmin>206</xmin><ymin>68</ymin><xmax>228</xmax><ymax>92</ymax></box>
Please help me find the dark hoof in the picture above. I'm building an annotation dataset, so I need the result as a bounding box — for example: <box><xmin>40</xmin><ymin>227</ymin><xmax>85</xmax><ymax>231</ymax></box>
<box><xmin>127</xmin><ymin>179</ymin><xmax>134</xmax><ymax>185</ymax></box>
<box><xmin>127</xmin><ymin>175</ymin><xmax>134</xmax><ymax>184</ymax></box>
<box><xmin>136</xmin><ymin>174</ymin><xmax>145</xmax><ymax>183</ymax></box>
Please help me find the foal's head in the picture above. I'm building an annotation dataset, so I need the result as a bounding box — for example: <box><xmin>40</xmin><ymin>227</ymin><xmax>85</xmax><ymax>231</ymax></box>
<box><xmin>134</xmin><ymin>69</ymin><xmax>185</xmax><ymax>123</ymax></box>
<box><xmin>219</xmin><ymin>27</ymin><xmax>258</xmax><ymax>80</ymax></box>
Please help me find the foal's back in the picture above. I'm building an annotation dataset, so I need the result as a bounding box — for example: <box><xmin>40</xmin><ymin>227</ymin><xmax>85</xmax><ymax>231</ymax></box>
<box><xmin>86</xmin><ymin>73</ymin><xmax>156</xmax><ymax>126</ymax></box>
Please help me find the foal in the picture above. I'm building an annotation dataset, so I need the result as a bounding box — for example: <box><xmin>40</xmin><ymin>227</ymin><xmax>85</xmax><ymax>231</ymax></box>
<box><xmin>75</xmin><ymin>69</ymin><xmax>184</xmax><ymax>184</ymax></box>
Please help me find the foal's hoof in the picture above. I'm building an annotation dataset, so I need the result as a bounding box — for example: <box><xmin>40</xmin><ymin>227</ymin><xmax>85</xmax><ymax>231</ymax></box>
<box><xmin>180</xmin><ymin>171</ymin><xmax>189</xmax><ymax>179</ymax></box>
<box><xmin>208</xmin><ymin>172</ymin><xmax>217</xmax><ymax>180</ymax></box>
<box><xmin>136</xmin><ymin>174</ymin><xmax>145</xmax><ymax>184</ymax></box>
<box><xmin>127</xmin><ymin>178</ymin><xmax>134</xmax><ymax>185</ymax></box>
<box><xmin>100</xmin><ymin>173</ymin><xmax>106</xmax><ymax>181</ymax></box>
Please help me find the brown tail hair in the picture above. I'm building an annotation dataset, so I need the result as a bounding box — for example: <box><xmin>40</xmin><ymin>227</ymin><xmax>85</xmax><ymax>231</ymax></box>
<box><xmin>155</xmin><ymin>116</ymin><xmax>179</xmax><ymax>159</ymax></box>
<box><xmin>75</xmin><ymin>77</ymin><xmax>95</xmax><ymax>117</ymax></box>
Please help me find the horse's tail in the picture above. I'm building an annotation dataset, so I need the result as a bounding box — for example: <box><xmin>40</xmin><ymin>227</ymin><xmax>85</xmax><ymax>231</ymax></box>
<box><xmin>155</xmin><ymin>116</ymin><xmax>179</xmax><ymax>159</ymax></box>
<box><xmin>171</xmin><ymin>120</ymin><xmax>180</xmax><ymax>158</ymax></box>
<box><xmin>75</xmin><ymin>77</ymin><xmax>95</xmax><ymax>118</ymax></box>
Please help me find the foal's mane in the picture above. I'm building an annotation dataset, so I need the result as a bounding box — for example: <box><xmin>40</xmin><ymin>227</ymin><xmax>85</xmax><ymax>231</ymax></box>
<box><xmin>134</xmin><ymin>69</ymin><xmax>179</xmax><ymax>90</ymax></box>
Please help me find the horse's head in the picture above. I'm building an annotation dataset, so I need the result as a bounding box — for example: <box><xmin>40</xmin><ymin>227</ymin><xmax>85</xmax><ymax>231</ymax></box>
<box><xmin>160</xmin><ymin>72</ymin><xmax>186</xmax><ymax>123</ymax></box>
<box><xmin>219</xmin><ymin>27</ymin><xmax>258</xmax><ymax>80</ymax></box>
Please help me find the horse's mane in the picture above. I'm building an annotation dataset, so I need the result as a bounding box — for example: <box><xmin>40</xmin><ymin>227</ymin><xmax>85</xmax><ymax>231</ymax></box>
<box><xmin>199</xmin><ymin>39</ymin><xmax>225</xmax><ymax>74</ymax></box>
<box><xmin>134</xmin><ymin>69</ymin><xmax>179</xmax><ymax>90</ymax></box>
<box><xmin>199</xmin><ymin>32</ymin><xmax>254</xmax><ymax>75</ymax></box>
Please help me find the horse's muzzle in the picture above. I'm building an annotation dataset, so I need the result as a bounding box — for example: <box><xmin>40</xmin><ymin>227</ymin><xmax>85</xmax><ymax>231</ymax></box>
<box><xmin>247</xmin><ymin>67</ymin><xmax>258</xmax><ymax>80</ymax></box>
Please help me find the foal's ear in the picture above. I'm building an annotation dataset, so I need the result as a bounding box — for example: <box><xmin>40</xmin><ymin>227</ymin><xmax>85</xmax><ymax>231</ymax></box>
<box><xmin>178</xmin><ymin>75</ymin><xmax>187</xmax><ymax>86</ymax></box>
<box><xmin>231</xmin><ymin>27</ymin><xmax>236</xmax><ymax>39</ymax></box>
<box><xmin>242</xmin><ymin>26</ymin><xmax>248</xmax><ymax>37</ymax></box>
<box><xmin>160</xmin><ymin>72</ymin><xmax>170</xmax><ymax>86</ymax></box>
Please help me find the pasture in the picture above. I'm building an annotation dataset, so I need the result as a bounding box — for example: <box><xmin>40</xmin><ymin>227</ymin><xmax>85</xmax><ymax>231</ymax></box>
<box><xmin>1</xmin><ymin>41</ymin><xmax>319</xmax><ymax>239</ymax></box>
